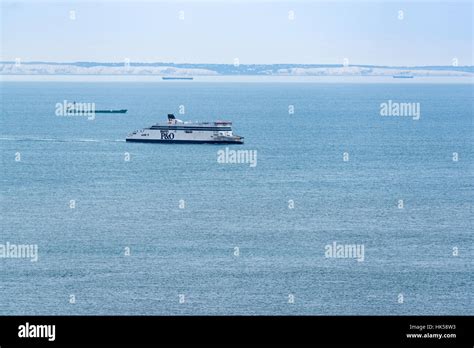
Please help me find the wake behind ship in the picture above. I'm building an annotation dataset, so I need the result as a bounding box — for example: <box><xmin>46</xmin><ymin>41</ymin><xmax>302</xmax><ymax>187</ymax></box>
<box><xmin>126</xmin><ymin>114</ymin><xmax>244</xmax><ymax>144</ymax></box>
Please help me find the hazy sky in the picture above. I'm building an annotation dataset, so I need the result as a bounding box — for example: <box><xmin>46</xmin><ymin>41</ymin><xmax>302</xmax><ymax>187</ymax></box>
<box><xmin>1</xmin><ymin>0</ymin><xmax>472</xmax><ymax>66</ymax></box>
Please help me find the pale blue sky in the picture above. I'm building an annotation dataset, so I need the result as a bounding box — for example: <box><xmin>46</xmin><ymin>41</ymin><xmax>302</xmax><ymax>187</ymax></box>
<box><xmin>1</xmin><ymin>0</ymin><xmax>472</xmax><ymax>66</ymax></box>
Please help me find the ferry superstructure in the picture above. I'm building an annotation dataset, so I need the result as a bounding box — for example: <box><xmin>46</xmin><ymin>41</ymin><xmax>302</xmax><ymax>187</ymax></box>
<box><xmin>126</xmin><ymin>114</ymin><xmax>244</xmax><ymax>144</ymax></box>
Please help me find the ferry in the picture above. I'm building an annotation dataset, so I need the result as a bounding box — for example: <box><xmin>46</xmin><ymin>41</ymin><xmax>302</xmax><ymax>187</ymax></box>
<box><xmin>393</xmin><ymin>71</ymin><xmax>414</xmax><ymax>79</ymax></box>
<box><xmin>126</xmin><ymin>114</ymin><xmax>244</xmax><ymax>144</ymax></box>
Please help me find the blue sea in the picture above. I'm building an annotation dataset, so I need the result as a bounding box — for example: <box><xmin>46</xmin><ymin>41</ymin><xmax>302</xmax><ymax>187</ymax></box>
<box><xmin>0</xmin><ymin>80</ymin><xmax>472</xmax><ymax>315</ymax></box>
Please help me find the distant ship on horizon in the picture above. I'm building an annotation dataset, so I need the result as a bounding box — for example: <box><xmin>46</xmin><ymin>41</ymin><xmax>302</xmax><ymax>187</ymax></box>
<box><xmin>162</xmin><ymin>76</ymin><xmax>194</xmax><ymax>80</ymax></box>
<box><xmin>393</xmin><ymin>71</ymin><xmax>414</xmax><ymax>78</ymax></box>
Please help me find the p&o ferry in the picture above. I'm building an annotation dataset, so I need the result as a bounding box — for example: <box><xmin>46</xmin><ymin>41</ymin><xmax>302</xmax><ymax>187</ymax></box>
<box><xmin>126</xmin><ymin>114</ymin><xmax>244</xmax><ymax>144</ymax></box>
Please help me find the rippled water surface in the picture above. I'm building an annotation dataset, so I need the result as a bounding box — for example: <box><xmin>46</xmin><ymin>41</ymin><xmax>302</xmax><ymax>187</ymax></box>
<box><xmin>1</xmin><ymin>81</ymin><xmax>472</xmax><ymax>315</ymax></box>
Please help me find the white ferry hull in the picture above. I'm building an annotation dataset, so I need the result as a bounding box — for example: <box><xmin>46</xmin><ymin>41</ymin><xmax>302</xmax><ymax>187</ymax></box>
<box><xmin>126</xmin><ymin>138</ymin><xmax>243</xmax><ymax>144</ymax></box>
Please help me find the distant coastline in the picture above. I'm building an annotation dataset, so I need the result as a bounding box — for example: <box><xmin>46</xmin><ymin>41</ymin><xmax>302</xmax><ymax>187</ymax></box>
<box><xmin>1</xmin><ymin>62</ymin><xmax>472</xmax><ymax>77</ymax></box>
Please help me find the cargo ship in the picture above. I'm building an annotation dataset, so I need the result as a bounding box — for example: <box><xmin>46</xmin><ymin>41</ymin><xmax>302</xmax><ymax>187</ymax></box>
<box><xmin>93</xmin><ymin>109</ymin><xmax>127</xmax><ymax>113</ymax></box>
<box><xmin>66</xmin><ymin>103</ymin><xmax>127</xmax><ymax>113</ymax></box>
<box><xmin>162</xmin><ymin>77</ymin><xmax>194</xmax><ymax>80</ymax></box>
